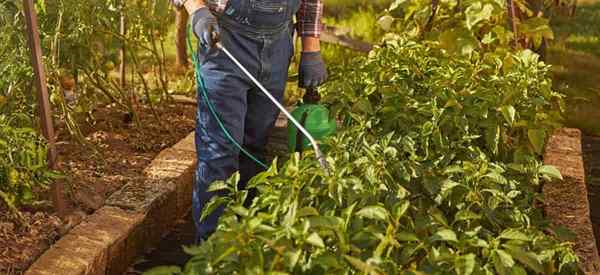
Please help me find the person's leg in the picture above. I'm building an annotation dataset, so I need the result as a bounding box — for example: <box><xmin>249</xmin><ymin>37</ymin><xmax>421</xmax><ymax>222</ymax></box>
<box><xmin>193</xmin><ymin>28</ymin><xmax>258</xmax><ymax>240</ymax></box>
<box><xmin>239</xmin><ymin>30</ymin><xmax>294</xmax><ymax>200</ymax></box>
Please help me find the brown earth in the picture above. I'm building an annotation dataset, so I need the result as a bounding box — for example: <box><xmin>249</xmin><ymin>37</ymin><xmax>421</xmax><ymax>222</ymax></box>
<box><xmin>0</xmin><ymin>104</ymin><xmax>195</xmax><ymax>274</ymax></box>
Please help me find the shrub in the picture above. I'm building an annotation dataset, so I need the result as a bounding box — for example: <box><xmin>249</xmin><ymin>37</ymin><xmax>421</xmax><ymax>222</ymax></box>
<box><xmin>150</xmin><ymin>37</ymin><xmax>577</xmax><ymax>275</ymax></box>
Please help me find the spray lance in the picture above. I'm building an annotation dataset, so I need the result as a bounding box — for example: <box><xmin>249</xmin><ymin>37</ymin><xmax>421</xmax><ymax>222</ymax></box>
<box><xmin>214</xmin><ymin>43</ymin><xmax>331</xmax><ymax>173</ymax></box>
<box><xmin>186</xmin><ymin>20</ymin><xmax>332</xmax><ymax>173</ymax></box>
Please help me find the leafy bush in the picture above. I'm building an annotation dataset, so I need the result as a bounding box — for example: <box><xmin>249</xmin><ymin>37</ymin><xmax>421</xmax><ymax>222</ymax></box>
<box><xmin>0</xmin><ymin>116</ymin><xmax>56</xmax><ymax>215</ymax></box>
<box><xmin>150</xmin><ymin>37</ymin><xmax>577</xmax><ymax>275</ymax></box>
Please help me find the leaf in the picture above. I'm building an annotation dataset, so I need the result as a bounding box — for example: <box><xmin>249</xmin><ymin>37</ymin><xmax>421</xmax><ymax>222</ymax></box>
<box><xmin>284</xmin><ymin>249</ymin><xmax>302</xmax><ymax>270</ymax></box>
<box><xmin>454</xmin><ymin>209</ymin><xmax>481</xmax><ymax>222</ymax></box>
<box><xmin>528</xmin><ymin>129</ymin><xmax>546</xmax><ymax>154</ymax></box>
<box><xmin>455</xmin><ymin>253</ymin><xmax>476</xmax><ymax>275</ymax></box>
<box><xmin>439</xmin><ymin>28</ymin><xmax>478</xmax><ymax>56</ymax></box>
<box><xmin>389</xmin><ymin>0</ymin><xmax>409</xmax><ymax>11</ymax></box>
<box><xmin>393</xmin><ymin>200</ymin><xmax>410</xmax><ymax>220</ymax></box>
<box><xmin>298</xmin><ymin>207</ymin><xmax>319</xmax><ymax>217</ymax></box>
<box><xmin>343</xmin><ymin>255</ymin><xmax>383</xmax><ymax>275</ymax></box>
<box><xmin>440</xmin><ymin>180</ymin><xmax>460</xmax><ymax>200</ymax></box>
<box><xmin>308</xmin><ymin>216</ymin><xmax>343</xmax><ymax>229</ymax></box>
<box><xmin>356</xmin><ymin>205</ymin><xmax>390</xmax><ymax>221</ymax></box>
<box><xmin>431</xmin><ymin>229</ymin><xmax>458</xmax><ymax>242</ymax></box>
<box><xmin>539</xmin><ymin>165</ymin><xmax>563</xmax><ymax>180</ymax></box>
<box><xmin>207</xmin><ymin>180</ymin><xmax>228</xmax><ymax>192</ymax></box>
<box><xmin>200</xmin><ymin>196</ymin><xmax>227</xmax><ymax>222</ymax></box>
<box><xmin>485</xmin><ymin>172</ymin><xmax>507</xmax><ymax>184</ymax></box>
<box><xmin>306</xmin><ymin>232</ymin><xmax>325</xmax><ymax>248</ymax></box>
<box><xmin>377</xmin><ymin>15</ymin><xmax>395</xmax><ymax>31</ymax></box>
<box><xmin>503</xmin><ymin>244</ymin><xmax>544</xmax><ymax>273</ymax></box>
<box><xmin>499</xmin><ymin>229</ymin><xmax>531</xmax><ymax>241</ymax></box>
<box><xmin>500</xmin><ymin>105</ymin><xmax>516</xmax><ymax>126</ymax></box>
<box><xmin>553</xmin><ymin>225</ymin><xmax>577</xmax><ymax>242</ymax></box>
<box><xmin>492</xmin><ymin>249</ymin><xmax>515</xmax><ymax>275</ymax></box>
<box><xmin>465</xmin><ymin>2</ymin><xmax>495</xmax><ymax>30</ymax></box>
<box><xmin>397</xmin><ymin>231</ymin><xmax>419</xmax><ymax>242</ymax></box>
<box><xmin>485</xmin><ymin>125</ymin><xmax>500</xmax><ymax>155</ymax></box>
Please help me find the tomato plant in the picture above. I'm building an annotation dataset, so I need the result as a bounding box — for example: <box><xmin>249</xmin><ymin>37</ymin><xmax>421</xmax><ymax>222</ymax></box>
<box><xmin>147</xmin><ymin>36</ymin><xmax>577</xmax><ymax>274</ymax></box>
<box><xmin>0</xmin><ymin>115</ymin><xmax>57</xmax><ymax>218</ymax></box>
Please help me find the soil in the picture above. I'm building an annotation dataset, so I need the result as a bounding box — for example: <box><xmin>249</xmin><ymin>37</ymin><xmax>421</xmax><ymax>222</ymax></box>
<box><xmin>0</xmin><ymin>104</ymin><xmax>195</xmax><ymax>274</ymax></box>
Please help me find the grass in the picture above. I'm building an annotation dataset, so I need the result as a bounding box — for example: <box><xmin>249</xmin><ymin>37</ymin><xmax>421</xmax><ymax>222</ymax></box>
<box><xmin>547</xmin><ymin>0</ymin><xmax>600</xmax><ymax>135</ymax></box>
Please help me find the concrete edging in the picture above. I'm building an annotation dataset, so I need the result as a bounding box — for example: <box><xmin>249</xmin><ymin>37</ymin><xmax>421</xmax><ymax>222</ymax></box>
<box><xmin>543</xmin><ymin>128</ymin><xmax>600</xmax><ymax>273</ymax></box>
<box><xmin>25</xmin><ymin>132</ymin><xmax>197</xmax><ymax>275</ymax></box>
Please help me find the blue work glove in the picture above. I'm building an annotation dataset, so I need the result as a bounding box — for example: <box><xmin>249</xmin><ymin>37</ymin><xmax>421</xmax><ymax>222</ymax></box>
<box><xmin>299</xmin><ymin>51</ymin><xmax>328</xmax><ymax>89</ymax></box>
<box><xmin>192</xmin><ymin>7</ymin><xmax>220</xmax><ymax>51</ymax></box>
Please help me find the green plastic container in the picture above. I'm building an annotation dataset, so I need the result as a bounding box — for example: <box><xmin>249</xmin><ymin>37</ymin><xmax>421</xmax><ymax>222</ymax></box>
<box><xmin>288</xmin><ymin>103</ymin><xmax>337</xmax><ymax>153</ymax></box>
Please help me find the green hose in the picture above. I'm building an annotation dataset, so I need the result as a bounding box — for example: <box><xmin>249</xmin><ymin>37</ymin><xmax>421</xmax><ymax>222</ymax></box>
<box><xmin>186</xmin><ymin>23</ymin><xmax>268</xmax><ymax>169</ymax></box>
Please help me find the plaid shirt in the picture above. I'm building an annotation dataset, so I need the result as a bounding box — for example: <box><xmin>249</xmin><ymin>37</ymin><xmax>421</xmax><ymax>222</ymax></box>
<box><xmin>206</xmin><ymin>0</ymin><xmax>323</xmax><ymax>37</ymax></box>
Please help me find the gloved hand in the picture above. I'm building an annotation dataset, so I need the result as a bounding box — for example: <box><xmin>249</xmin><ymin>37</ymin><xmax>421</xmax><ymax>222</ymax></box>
<box><xmin>170</xmin><ymin>0</ymin><xmax>188</xmax><ymax>9</ymax></box>
<box><xmin>192</xmin><ymin>7</ymin><xmax>220</xmax><ymax>51</ymax></box>
<box><xmin>299</xmin><ymin>51</ymin><xmax>328</xmax><ymax>89</ymax></box>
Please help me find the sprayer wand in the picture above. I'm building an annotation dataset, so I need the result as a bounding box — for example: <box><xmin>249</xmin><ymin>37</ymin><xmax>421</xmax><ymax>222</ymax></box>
<box><xmin>215</xmin><ymin>42</ymin><xmax>329</xmax><ymax>173</ymax></box>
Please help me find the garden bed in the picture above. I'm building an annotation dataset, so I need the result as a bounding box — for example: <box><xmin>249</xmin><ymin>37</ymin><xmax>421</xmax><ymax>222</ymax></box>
<box><xmin>0</xmin><ymin>104</ymin><xmax>195</xmax><ymax>273</ymax></box>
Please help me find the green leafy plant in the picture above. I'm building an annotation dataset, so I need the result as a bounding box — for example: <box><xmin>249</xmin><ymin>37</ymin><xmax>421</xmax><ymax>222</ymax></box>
<box><xmin>381</xmin><ymin>0</ymin><xmax>555</xmax><ymax>55</ymax></box>
<box><xmin>147</xmin><ymin>37</ymin><xmax>577</xmax><ymax>275</ymax></box>
<box><xmin>0</xmin><ymin>115</ymin><xmax>57</xmax><ymax>218</ymax></box>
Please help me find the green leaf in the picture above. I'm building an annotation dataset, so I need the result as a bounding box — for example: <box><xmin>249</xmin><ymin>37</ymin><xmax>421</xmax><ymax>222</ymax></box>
<box><xmin>455</xmin><ymin>253</ymin><xmax>476</xmax><ymax>275</ymax></box>
<box><xmin>500</xmin><ymin>105</ymin><xmax>516</xmax><ymax>125</ymax></box>
<box><xmin>389</xmin><ymin>0</ymin><xmax>409</xmax><ymax>11</ymax></box>
<box><xmin>356</xmin><ymin>205</ymin><xmax>390</xmax><ymax>221</ymax></box>
<box><xmin>284</xmin><ymin>249</ymin><xmax>302</xmax><ymax>270</ymax></box>
<box><xmin>539</xmin><ymin>165</ymin><xmax>563</xmax><ymax>180</ymax></box>
<box><xmin>553</xmin><ymin>225</ymin><xmax>577</xmax><ymax>242</ymax></box>
<box><xmin>528</xmin><ymin>129</ymin><xmax>546</xmax><ymax>154</ymax></box>
<box><xmin>485</xmin><ymin>125</ymin><xmax>500</xmax><ymax>155</ymax></box>
<box><xmin>308</xmin><ymin>216</ymin><xmax>343</xmax><ymax>229</ymax></box>
<box><xmin>298</xmin><ymin>207</ymin><xmax>320</xmax><ymax>217</ymax></box>
<box><xmin>397</xmin><ymin>231</ymin><xmax>419</xmax><ymax>242</ymax></box>
<box><xmin>393</xmin><ymin>200</ymin><xmax>410</xmax><ymax>220</ymax></box>
<box><xmin>503</xmin><ymin>244</ymin><xmax>544</xmax><ymax>274</ymax></box>
<box><xmin>431</xmin><ymin>229</ymin><xmax>458</xmax><ymax>242</ymax></box>
<box><xmin>200</xmin><ymin>196</ymin><xmax>228</xmax><ymax>222</ymax></box>
<box><xmin>499</xmin><ymin>229</ymin><xmax>531</xmax><ymax>241</ymax></box>
<box><xmin>454</xmin><ymin>209</ymin><xmax>481</xmax><ymax>222</ymax></box>
<box><xmin>465</xmin><ymin>2</ymin><xmax>495</xmax><ymax>30</ymax></box>
<box><xmin>485</xmin><ymin>172</ymin><xmax>507</xmax><ymax>184</ymax></box>
<box><xmin>207</xmin><ymin>180</ymin><xmax>229</xmax><ymax>192</ymax></box>
<box><xmin>492</xmin><ymin>249</ymin><xmax>515</xmax><ymax>275</ymax></box>
<box><xmin>306</xmin><ymin>232</ymin><xmax>325</xmax><ymax>248</ymax></box>
<box><xmin>343</xmin><ymin>255</ymin><xmax>383</xmax><ymax>275</ymax></box>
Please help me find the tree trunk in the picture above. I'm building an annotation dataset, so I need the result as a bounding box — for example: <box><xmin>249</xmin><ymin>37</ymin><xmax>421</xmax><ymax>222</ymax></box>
<box><xmin>175</xmin><ymin>8</ymin><xmax>189</xmax><ymax>69</ymax></box>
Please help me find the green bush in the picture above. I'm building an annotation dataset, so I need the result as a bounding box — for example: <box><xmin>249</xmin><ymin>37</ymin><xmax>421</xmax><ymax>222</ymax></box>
<box><xmin>0</xmin><ymin>116</ymin><xmax>56</xmax><ymax>215</ymax></box>
<box><xmin>148</xmin><ymin>37</ymin><xmax>577</xmax><ymax>275</ymax></box>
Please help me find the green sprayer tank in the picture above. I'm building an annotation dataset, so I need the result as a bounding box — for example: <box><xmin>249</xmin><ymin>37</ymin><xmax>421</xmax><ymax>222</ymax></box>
<box><xmin>288</xmin><ymin>89</ymin><xmax>337</xmax><ymax>153</ymax></box>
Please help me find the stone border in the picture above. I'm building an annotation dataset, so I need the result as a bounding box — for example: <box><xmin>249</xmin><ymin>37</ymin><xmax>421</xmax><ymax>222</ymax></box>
<box><xmin>543</xmin><ymin>128</ymin><xmax>600</xmax><ymax>273</ymax></box>
<box><xmin>25</xmin><ymin>132</ymin><xmax>196</xmax><ymax>275</ymax></box>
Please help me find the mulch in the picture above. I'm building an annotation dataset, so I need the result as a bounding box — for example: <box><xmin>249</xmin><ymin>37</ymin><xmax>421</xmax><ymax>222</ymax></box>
<box><xmin>0</xmin><ymin>103</ymin><xmax>195</xmax><ymax>273</ymax></box>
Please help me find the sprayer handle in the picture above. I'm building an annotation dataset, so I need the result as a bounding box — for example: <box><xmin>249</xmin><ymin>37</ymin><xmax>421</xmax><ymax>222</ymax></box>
<box><xmin>303</xmin><ymin>88</ymin><xmax>321</xmax><ymax>104</ymax></box>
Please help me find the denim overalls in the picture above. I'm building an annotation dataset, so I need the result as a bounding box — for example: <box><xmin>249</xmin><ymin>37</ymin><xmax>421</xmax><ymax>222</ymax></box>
<box><xmin>193</xmin><ymin>0</ymin><xmax>300</xmax><ymax>239</ymax></box>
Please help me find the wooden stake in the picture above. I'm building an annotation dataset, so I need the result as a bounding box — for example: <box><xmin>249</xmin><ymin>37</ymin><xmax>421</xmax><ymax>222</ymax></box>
<box><xmin>120</xmin><ymin>0</ymin><xmax>127</xmax><ymax>89</ymax></box>
<box><xmin>23</xmin><ymin>0</ymin><xmax>67</xmax><ymax>217</ymax></box>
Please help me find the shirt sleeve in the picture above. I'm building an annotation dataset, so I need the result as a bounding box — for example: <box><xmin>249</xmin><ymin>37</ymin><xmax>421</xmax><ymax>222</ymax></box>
<box><xmin>296</xmin><ymin>0</ymin><xmax>324</xmax><ymax>38</ymax></box>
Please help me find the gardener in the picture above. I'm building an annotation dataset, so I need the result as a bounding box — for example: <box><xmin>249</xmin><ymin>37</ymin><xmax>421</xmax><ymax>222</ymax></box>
<box><xmin>171</xmin><ymin>0</ymin><xmax>327</xmax><ymax>240</ymax></box>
